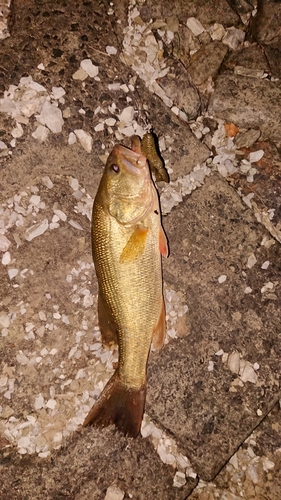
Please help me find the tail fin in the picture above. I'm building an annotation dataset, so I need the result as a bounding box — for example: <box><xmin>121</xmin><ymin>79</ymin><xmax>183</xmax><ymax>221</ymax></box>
<box><xmin>83</xmin><ymin>372</ymin><xmax>146</xmax><ymax>438</ymax></box>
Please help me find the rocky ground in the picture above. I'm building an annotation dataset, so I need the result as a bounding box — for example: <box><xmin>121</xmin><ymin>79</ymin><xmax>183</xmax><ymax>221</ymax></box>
<box><xmin>0</xmin><ymin>0</ymin><xmax>280</xmax><ymax>499</ymax></box>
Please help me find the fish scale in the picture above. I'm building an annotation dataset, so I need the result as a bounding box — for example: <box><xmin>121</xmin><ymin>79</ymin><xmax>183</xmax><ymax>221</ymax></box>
<box><xmin>83</xmin><ymin>138</ymin><xmax>168</xmax><ymax>437</ymax></box>
<box><xmin>93</xmin><ymin>201</ymin><xmax>162</xmax><ymax>388</ymax></box>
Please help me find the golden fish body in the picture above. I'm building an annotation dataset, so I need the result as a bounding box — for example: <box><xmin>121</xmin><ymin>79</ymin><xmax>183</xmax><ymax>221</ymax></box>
<box><xmin>83</xmin><ymin>138</ymin><xmax>168</xmax><ymax>437</ymax></box>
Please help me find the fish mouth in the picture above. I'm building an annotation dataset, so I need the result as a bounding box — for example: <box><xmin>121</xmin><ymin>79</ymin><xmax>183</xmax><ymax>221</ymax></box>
<box><xmin>114</xmin><ymin>145</ymin><xmax>147</xmax><ymax>175</ymax></box>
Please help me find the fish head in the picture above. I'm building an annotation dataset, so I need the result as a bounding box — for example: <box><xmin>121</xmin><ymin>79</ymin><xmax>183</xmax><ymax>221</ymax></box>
<box><xmin>99</xmin><ymin>143</ymin><xmax>155</xmax><ymax>225</ymax></box>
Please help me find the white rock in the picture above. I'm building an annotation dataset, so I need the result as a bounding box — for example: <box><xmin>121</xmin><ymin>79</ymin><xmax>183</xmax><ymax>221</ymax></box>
<box><xmin>106</xmin><ymin>45</ymin><xmax>117</xmax><ymax>55</ymax></box>
<box><xmin>173</xmin><ymin>471</ymin><xmax>186</xmax><ymax>488</ymax></box>
<box><xmin>0</xmin><ymin>314</ymin><xmax>10</xmax><ymax>328</ymax></box>
<box><xmin>0</xmin><ymin>140</ymin><xmax>8</xmax><ymax>149</ymax></box>
<box><xmin>249</xmin><ymin>149</ymin><xmax>264</xmax><ymax>163</ymax></box>
<box><xmin>37</xmin><ymin>101</ymin><xmax>64</xmax><ymax>133</ymax></box>
<box><xmin>242</xmin><ymin>192</ymin><xmax>254</xmax><ymax>208</ymax></box>
<box><xmin>41</xmin><ymin>176</ymin><xmax>53</xmax><ymax>188</ymax></box>
<box><xmin>80</xmin><ymin>59</ymin><xmax>99</xmax><ymax>78</ymax></box>
<box><xmin>218</xmin><ymin>274</ymin><xmax>227</xmax><ymax>283</ymax></box>
<box><xmin>108</xmin><ymin>83</ymin><xmax>121</xmax><ymax>91</ymax></box>
<box><xmin>120</xmin><ymin>84</ymin><xmax>129</xmax><ymax>92</ymax></box>
<box><xmin>229</xmin><ymin>452</ymin><xmax>239</xmax><ymax>469</ymax></box>
<box><xmin>53</xmin><ymin>431</ymin><xmax>63</xmax><ymax>443</ymax></box>
<box><xmin>2</xmin><ymin>251</ymin><xmax>11</xmax><ymax>265</ymax></box>
<box><xmin>210</xmin><ymin>23</ymin><xmax>227</xmax><ymax>41</ymax></box>
<box><xmin>227</xmin><ymin>351</ymin><xmax>240</xmax><ymax>374</ymax></box>
<box><xmin>104</xmin><ymin>485</ymin><xmax>125</xmax><ymax>500</ymax></box>
<box><xmin>17</xmin><ymin>436</ymin><xmax>31</xmax><ymax>449</ymax></box>
<box><xmin>51</xmin><ymin>86</ymin><xmax>66</xmax><ymax>99</ymax></box>
<box><xmin>29</xmin><ymin>194</ymin><xmax>41</xmax><ymax>206</ymax></box>
<box><xmin>186</xmin><ymin>17</ymin><xmax>205</xmax><ymax>36</ymax></box>
<box><xmin>247</xmin><ymin>464</ymin><xmax>259</xmax><ymax>484</ymax></box>
<box><xmin>83</xmin><ymin>295</ymin><xmax>94</xmax><ymax>307</ymax></box>
<box><xmin>38</xmin><ymin>451</ymin><xmax>50</xmax><ymax>458</ymax></box>
<box><xmin>68</xmin><ymin>219</ymin><xmax>84</xmax><ymax>230</ymax></box>
<box><xmin>11</xmin><ymin>123</ymin><xmax>24</xmax><ymax>138</ymax></box>
<box><xmin>28</xmin><ymin>81</ymin><xmax>46</xmax><ymax>92</ymax></box>
<box><xmin>34</xmin><ymin>394</ymin><xmax>45</xmax><ymax>410</ymax></box>
<box><xmin>46</xmin><ymin>398</ymin><xmax>56</xmax><ymax>409</ymax></box>
<box><xmin>16</xmin><ymin>351</ymin><xmax>29</xmax><ymax>365</ymax></box>
<box><xmin>32</xmin><ymin>124</ymin><xmax>49</xmax><ymax>142</ymax></box>
<box><xmin>261</xmin><ymin>260</ymin><xmax>270</xmax><ymax>269</ymax></box>
<box><xmin>0</xmin><ymin>376</ymin><xmax>8</xmax><ymax>387</ymax></box>
<box><xmin>244</xmin><ymin>287</ymin><xmax>252</xmax><ymax>294</ymax></box>
<box><xmin>0</xmin><ymin>234</ymin><xmax>11</xmax><ymax>252</ymax></box>
<box><xmin>105</xmin><ymin>117</ymin><xmax>116</xmax><ymax>126</ymax></box>
<box><xmin>25</xmin><ymin>218</ymin><xmax>49</xmax><ymax>241</ymax></box>
<box><xmin>240</xmin><ymin>362</ymin><xmax>258</xmax><ymax>383</ymax></box>
<box><xmin>223</xmin><ymin>27</ymin><xmax>245</xmax><ymax>50</ymax></box>
<box><xmin>247</xmin><ymin>253</ymin><xmax>257</xmax><ymax>268</ymax></box>
<box><xmin>74</xmin><ymin>129</ymin><xmax>93</xmax><ymax>153</ymax></box>
<box><xmin>8</xmin><ymin>268</ymin><xmax>18</xmax><ymax>279</ymax></box>
<box><xmin>72</xmin><ymin>68</ymin><xmax>88</xmax><ymax>80</ymax></box>
<box><xmin>37</xmin><ymin>63</ymin><xmax>45</xmax><ymax>70</ymax></box>
<box><xmin>262</xmin><ymin>457</ymin><xmax>275</xmax><ymax>472</ymax></box>
<box><xmin>208</xmin><ymin>360</ymin><xmax>214</xmax><ymax>372</ymax></box>
<box><xmin>53</xmin><ymin>209</ymin><xmax>67</xmax><ymax>222</ymax></box>
<box><xmin>118</xmin><ymin>125</ymin><xmax>135</xmax><ymax>137</ymax></box>
<box><xmin>261</xmin><ymin>281</ymin><xmax>274</xmax><ymax>293</ymax></box>
<box><xmin>118</xmin><ymin>106</ymin><xmax>134</xmax><ymax>123</ymax></box>
<box><xmin>94</xmin><ymin>122</ymin><xmax>104</xmax><ymax>132</ymax></box>
<box><xmin>68</xmin><ymin>132</ymin><xmax>77</xmax><ymax>145</ymax></box>
<box><xmin>69</xmin><ymin>177</ymin><xmax>80</xmax><ymax>190</ymax></box>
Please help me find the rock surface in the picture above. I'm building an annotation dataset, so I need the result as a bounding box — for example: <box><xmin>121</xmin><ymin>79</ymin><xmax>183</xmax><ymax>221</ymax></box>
<box><xmin>0</xmin><ymin>1</ymin><xmax>281</xmax><ymax>499</ymax></box>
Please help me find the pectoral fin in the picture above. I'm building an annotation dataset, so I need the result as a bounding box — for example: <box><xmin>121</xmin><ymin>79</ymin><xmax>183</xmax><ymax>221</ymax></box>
<box><xmin>159</xmin><ymin>225</ymin><xmax>169</xmax><ymax>257</ymax></box>
<box><xmin>152</xmin><ymin>298</ymin><xmax>166</xmax><ymax>350</ymax></box>
<box><xmin>120</xmin><ymin>226</ymin><xmax>148</xmax><ymax>263</ymax></box>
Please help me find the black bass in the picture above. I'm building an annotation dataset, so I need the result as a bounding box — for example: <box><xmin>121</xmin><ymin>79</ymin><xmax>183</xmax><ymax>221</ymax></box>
<box><xmin>83</xmin><ymin>136</ymin><xmax>168</xmax><ymax>437</ymax></box>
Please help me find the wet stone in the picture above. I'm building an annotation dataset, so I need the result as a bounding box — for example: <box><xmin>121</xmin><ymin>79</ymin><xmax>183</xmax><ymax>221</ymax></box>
<box><xmin>0</xmin><ymin>428</ymin><xmax>197</xmax><ymax>499</ymax></box>
<box><xmin>224</xmin><ymin>45</ymin><xmax>271</xmax><ymax>73</ymax></box>
<box><xmin>147</xmin><ymin>174</ymin><xmax>281</xmax><ymax>481</ymax></box>
<box><xmin>187</xmin><ymin>41</ymin><xmax>228</xmax><ymax>86</ymax></box>
<box><xmin>158</xmin><ymin>59</ymin><xmax>201</xmax><ymax>120</ymax></box>
<box><xmin>249</xmin><ymin>0</ymin><xmax>281</xmax><ymax>49</ymax></box>
<box><xmin>208</xmin><ymin>73</ymin><xmax>281</xmax><ymax>144</ymax></box>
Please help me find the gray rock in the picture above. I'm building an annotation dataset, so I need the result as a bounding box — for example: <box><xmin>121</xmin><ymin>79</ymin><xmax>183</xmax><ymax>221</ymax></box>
<box><xmin>225</xmin><ymin>44</ymin><xmax>270</xmax><ymax>73</ymax></box>
<box><xmin>187</xmin><ymin>41</ymin><xmax>228</xmax><ymax>86</ymax></box>
<box><xmin>147</xmin><ymin>174</ymin><xmax>281</xmax><ymax>481</ymax></box>
<box><xmin>158</xmin><ymin>60</ymin><xmax>201</xmax><ymax>119</ymax></box>
<box><xmin>0</xmin><ymin>428</ymin><xmax>197</xmax><ymax>499</ymax></box>
<box><xmin>249</xmin><ymin>0</ymin><xmax>281</xmax><ymax>48</ymax></box>
<box><xmin>263</xmin><ymin>46</ymin><xmax>281</xmax><ymax>79</ymax></box>
<box><xmin>140</xmin><ymin>0</ymin><xmax>240</xmax><ymax>28</ymax></box>
<box><xmin>234</xmin><ymin>129</ymin><xmax>261</xmax><ymax>149</ymax></box>
<box><xmin>208</xmin><ymin>72</ymin><xmax>281</xmax><ymax>143</ymax></box>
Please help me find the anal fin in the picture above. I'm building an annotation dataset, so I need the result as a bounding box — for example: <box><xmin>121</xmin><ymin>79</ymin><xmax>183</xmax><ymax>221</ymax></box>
<box><xmin>98</xmin><ymin>291</ymin><xmax>118</xmax><ymax>346</ymax></box>
<box><xmin>83</xmin><ymin>372</ymin><xmax>146</xmax><ymax>438</ymax></box>
<box><xmin>159</xmin><ymin>225</ymin><xmax>169</xmax><ymax>258</ymax></box>
<box><xmin>152</xmin><ymin>298</ymin><xmax>166</xmax><ymax>350</ymax></box>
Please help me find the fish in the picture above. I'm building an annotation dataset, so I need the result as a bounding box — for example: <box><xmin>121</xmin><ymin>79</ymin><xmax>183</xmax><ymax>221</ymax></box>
<box><xmin>83</xmin><ymin>135</ymin><xmax>168</xmax><ymax>438</ymax></box>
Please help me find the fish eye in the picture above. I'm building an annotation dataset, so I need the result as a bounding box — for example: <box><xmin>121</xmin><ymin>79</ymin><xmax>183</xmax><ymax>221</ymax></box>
<box><xmin>110</xmin><ymin>164</ymin><xmax>120</xmax><ymax>173</ymax></box>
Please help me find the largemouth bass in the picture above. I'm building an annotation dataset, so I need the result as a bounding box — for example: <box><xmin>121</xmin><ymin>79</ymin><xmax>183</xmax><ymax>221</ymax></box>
<box><xmin>83</xmin><ymin>136</ymin><xmax>168</xmax><ymax>437</ymax></box>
